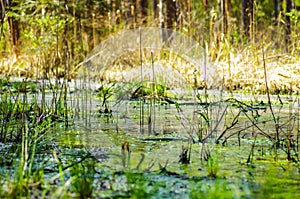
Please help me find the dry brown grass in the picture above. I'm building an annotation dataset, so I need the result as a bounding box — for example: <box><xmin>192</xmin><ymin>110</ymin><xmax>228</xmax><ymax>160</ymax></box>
<box><xmin>0</xmin><ymin>55</ymin><xmax>36</xmax><ymax>78</ymax></box>
<box><xmin>217</xmin><ymin>48</ymin><xmax>300</xmax><ymax>94</ymax></box>
<box><xmin>1</xmin><ymin>28</ymin><xmax>299</xmax><ymax>95</ymax></box>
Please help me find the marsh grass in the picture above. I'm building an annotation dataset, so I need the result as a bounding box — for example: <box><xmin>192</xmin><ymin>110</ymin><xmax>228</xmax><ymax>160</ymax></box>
<box><xmin>0</xmin><ymin>2</ymin><xmax>298</xmax><ymax>198</ymax></box>
<box><xmin>1</xmin><ymin>77</ymin><xmax>299</xmax><ymax>198</ymax></box>
<box><xmin>206</xmin><ymin>152</ymin><xmax>219</xmax><ymax>178</ymax></box>
<box><xmin>0</xmin><ymin>76</ymin><xmax>88</xmax><ymax>197</ymax></box>
<box><xmin>70</xmin><ymin>159</ymin><xmax>95</xmax><ymax>198</ymax></box>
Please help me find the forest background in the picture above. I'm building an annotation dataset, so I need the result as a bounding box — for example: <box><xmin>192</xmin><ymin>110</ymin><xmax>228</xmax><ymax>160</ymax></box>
<box><xmin>0</xmin><ymin>0</ymin><xmax>299</xmax><ymax>93</ymax></box>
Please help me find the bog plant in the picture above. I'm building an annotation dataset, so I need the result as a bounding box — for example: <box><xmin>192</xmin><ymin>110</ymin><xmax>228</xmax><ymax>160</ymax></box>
<box><xmin>0</xmin><ymin>78</ymin><xmax>74</xmax><ymax>196</ymax></box>
<box><xmin>96</xmin><ymin>82</ymin><xmax>115</xmax><ymax>114</ymax></box>
<box><xmin>70</xmin><ymin>159</ymin><xmax>95</xmax><ymax>198</ymax></box>
<box><xmin>0</xmin><ymin>1</ymin><xmax>299</xmax><ymax>198</ymax></box>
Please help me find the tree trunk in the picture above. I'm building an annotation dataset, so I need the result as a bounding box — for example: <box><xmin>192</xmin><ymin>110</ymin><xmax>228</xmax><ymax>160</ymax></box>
<box><xmin>165</xmin><ymin>0</ymin><xmax>177</xmax><ymax>29</ymax></box>
<box><xmin>122</xmin><ymin>0</ymin><xmax>135</xmax><ymax>28</ymax></box>
<box><xmin>0</xmin><ymin>0</ymin><xmax>6</xmax><ymax>24</ymax></box>
<box><xmin>203</xmin><ymin>0</ymin><xmax>209</xmax><ymax>11</ymax></box>
<box><xmin>158</xmin><ymin>0</ymin><xmax>163</xmax><ymax>28</ymax></box>
<box><xmin>7</xmin><ymin>0</ymin><xmax>20</xmax><ymax>54</ymax></box>
<box><xmin>153</xmin><ymin>0</ymin><xmax>158</xmax><ymax>20</ymax></box>
<box><xmin>274</xmin><ymin>0</ymin><xmax>279</xmax><ymax>24</ymax></box>
<box><xmin>0</xmin><ymin>0</ymin><xmax>7</xmax><ymax>39</ymax></box>
<box><xmin>285</xmin><ymin>0</ymin><xmax>292</xmax><ymax>46</ymax></box>
<box><xmin>136</xmin><ymin>0</ymin><xmax>148</xmax><ymax>25</ymax></box>
<box><xmin>242</xmin><ymin>0</ymin><xmax>253</xmax><ymax>38</ymax></box>
<box><xmin>159</xmin><ymin>0</ymin><xmax>177</xmax><ymax>46</ymax></box>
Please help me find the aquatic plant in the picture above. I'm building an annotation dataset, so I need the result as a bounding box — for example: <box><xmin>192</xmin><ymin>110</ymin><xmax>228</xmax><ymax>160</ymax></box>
<box><xmin>70</xmin><ymin>159</ymin><xmax>95</xmax><ymax>198</ymax></box>
<box><xmin>96</xmin><ymin>82</ymin><xmax>115</xmax><ymax>115</ymax></box>
<box><xmin>0</xmin><ymin>77</ymin><xmax>79</xmax><ymax>197</ymax></box>
<box><xmin>189</xmin><ymin>179</ymin><xmax>234</xmax><ymax>199</ymax></box>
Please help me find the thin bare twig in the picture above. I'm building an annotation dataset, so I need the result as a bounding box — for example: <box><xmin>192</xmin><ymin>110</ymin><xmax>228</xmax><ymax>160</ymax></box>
<box><xmin>262</xmin><ymin>46</ymin><xmax>280</xmax><ymax>144</ymax></box>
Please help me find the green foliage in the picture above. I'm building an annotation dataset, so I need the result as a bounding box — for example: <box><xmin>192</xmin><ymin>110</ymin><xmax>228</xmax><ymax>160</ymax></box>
<box><xmin>254</xmin><ymin>164</ymin><xmax>299</xmax><ymax>198</ymax></box>
<box><xmin>9</xmin><ymin>163</ymin><xmax>30</xmax><ymax>197</ymax></box>
<box><xmin>0</xmin><ymin>22</ymin><xmax>9</xmax><ymax>50</ymax></box>
<box><xmin>189</xmin><ymin>180</ymin><xmax>234</xmax><ymax>199</ymax></box>
<box><xmin>96</xmin><ymin>83</ymin><xmax>115</xmax><ymax>115</ymax></box>
<box><xmin>22</xmin><ymin>15</ymin><xmax>68</xmax><ymax>52</ymax></box>
<box><xmin>70</xmin><ymin>160</ymin><xmax>95</xmax><ymax>198</ymax></box>
<box><xmin>0</xmin><ymin>82</ymin><xmax>67</xmax><ymax>143</ymax></box>
<box><xmin>125</xmin><ymin>172</ymin><xmax>164</xmax><ymax>199</ymax></box>
<box><xmin>206</xmin><ymin>154</ymin><xmax>219</xmax><ymax>178</ymax></box>
<box><xmin>155</xmin><ymin>83</ymin><xmax>167</xmax><ymax>97</ymax></box>
<box><xmin>11</xmin><ymin>81</ymin><xmax>38</xmax><ymax>93</ymax></box>
<box><xmin>255</xmin><ymin>0</ymin><xmax>275</xmax><ymax>20</ymax></box>
<box><xmin>126</xmin><ymin>173</ymin><xmax>149</xmax><ymax>198</ymax></box>
<box><xmin>131</xmin><ymin>82</ymin><xmax>167</xmax><ymax>99</ymax></box>
<box><xmin>1</xmin><ymin>119</ymin><xmax>52</xmax><ymax>197</ymax></box>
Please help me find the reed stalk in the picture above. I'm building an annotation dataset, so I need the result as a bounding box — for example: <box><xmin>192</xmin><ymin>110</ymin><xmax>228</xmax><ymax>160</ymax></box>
<box><xmin>296</xmin><ymin>96</ymin><xmax>300</xmax><ymax>152</ymax></box>
<box><xmin>262</xmin><ymin>45</ymin><xmax>279</xmax><ymax>160</ymax></box>
<box><xmin>139</xmin><ymin>27</ymin><xmax>145</xmax><ymax>134</ymax></box>
<box><xmin>148</xmin><ymin>51</ymin><xmax>156</xmax><ymax>135</ymax></box>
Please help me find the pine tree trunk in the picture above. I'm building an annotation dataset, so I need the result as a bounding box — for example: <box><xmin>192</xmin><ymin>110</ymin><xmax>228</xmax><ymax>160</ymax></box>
<box><xmin>122</xmin><ymin>0</ymin><xmax>135</xmax><ymax>28</ymax></box>
<box><xmin>203</xmin><ymin>0</ymin><xmax>209</xmax><ymax>11</ymax></box>
<box><xmin>274</xmin><ymin>0</ymin><xmax>279</xmax><ymax>24</ymax></box>
<box><xmin>285</xmin><ymin>0</ymin><xmax>292</xmax><ymax>47</ymax></box>
<box><xmin>165</xmin><ymin>0</ymin><xmax>177</xmax><ymax>29</ymax></box>
<box><xmin>153</xmin><ymin>0</ymin><xmax>158</xmax><ymax>20</ymax></box>
<box><xmin>137</xmin><ymin>0</ymin><xmax>148</xmax><ymax>25</ymax></box>
<box><xmin>242</xmin><ymin>0</ymin><xmax>253</xmax><ymax>38</ymax></box>
<box><xmin>7</xmin><ymin>0</ymin><xmax>20</xmax><ymax>54</ymax></box>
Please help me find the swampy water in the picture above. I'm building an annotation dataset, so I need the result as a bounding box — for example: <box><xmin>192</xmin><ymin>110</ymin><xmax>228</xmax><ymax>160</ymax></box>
<box><xmin>54</xmin><ymin>86</ymin><xmax>299</xmax><ymax>198</ymax></box>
